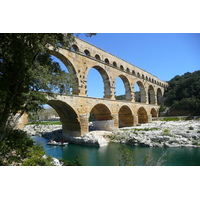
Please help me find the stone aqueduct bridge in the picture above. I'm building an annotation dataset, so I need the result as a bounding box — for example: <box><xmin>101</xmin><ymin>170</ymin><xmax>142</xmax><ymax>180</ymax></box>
<box><xmin>45</xmin><ymin>37</ymin><xmax>168</xmax><ymax>137</ymax></box>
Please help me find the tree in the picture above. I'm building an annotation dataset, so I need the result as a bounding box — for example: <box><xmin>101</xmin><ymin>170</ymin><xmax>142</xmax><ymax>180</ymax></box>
<box><xmin>164</xmin><ymin>70</ymin><xmax>200</xmax><ymax>115</ymax></box>
<box><xmin>0</xmin><ymin>33</ymin><xmax>95</xmax><ymax>165</ymax></box>
<box><xmin>0</xmin><ymin>33</ymin><xmax>89</xmax><ymax>140</ymax></box>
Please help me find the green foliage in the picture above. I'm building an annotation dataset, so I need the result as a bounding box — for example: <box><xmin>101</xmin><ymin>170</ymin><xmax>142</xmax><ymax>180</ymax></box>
<box><xmin>117</xmin><ymin>144</ymin><xmax>135</xmax><ymax>166</ymax></box>
<box><xmin>59</xmin><ymin>157</ymin><xmax>82</xmax><ymax>166</ymax></box>
<box><xmin>164</xmin><ymin>70</ymin><xmax>200</xmax><ymax>115</ymax></box>
<box><xmin>161</xmin><ymin>117</ymin><xmax>180</xmax><ymax>121</ymax></box>
<box><xmin>0</xmin><ymin>33</ymin><xmax>77</xmax><ymax>140</ymax></box>
<box><xmin>22</xmin><ymin>144</ymin><xmax>54</xmax><ymax>166</ymax></box>
<box><xmin>189</xmin><ymin>126</ymin><xmax>194</xmax><ymax>130</ymax></box>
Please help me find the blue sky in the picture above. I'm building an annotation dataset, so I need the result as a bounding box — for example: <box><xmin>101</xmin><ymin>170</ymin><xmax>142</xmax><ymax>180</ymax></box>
<box><xmin>54</xmin><ymin>33</ymin><xmax>200</xmax><ymax>98</ymax></box>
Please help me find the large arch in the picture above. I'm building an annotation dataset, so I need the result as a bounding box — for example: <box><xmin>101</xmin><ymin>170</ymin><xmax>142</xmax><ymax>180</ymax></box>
<box><xmin>48</xmin><ymin>100</ymin><xmax>81</xmax><ymax>137</ymax></box>
<box><xmin>49</xmin><ymin>50</ymin><xmax>79</xmax><ymax>95</ymax></box>
<box><xmin>115</xmin><ymin>75</ymin><xmax>132</xmax><ymax>101</ymax></box>
<box><xmin>90</xmin><ymin>104</ymin><xmax>113</xmax><ymax>131</ymax></box>
<box><xmin>118</xmin><ymin>105</ymin><xmax>133</xmax><ymax>128</ymax></box>
<box><xmin>148</xmin><ymin>85</ymin><xmax>156</xmax><ymax>104</ymax></box>
<box><xmin>137</xmin><ymin>107</ymin><xmax>148</xmax><ymax>123</ymax></box>
<box><xmin>134</xmin><ymin>81</ymin><xmax>146</xmax><ymax>103</ymax></box>
<box><xmin>86</xmin><ymin>66</ymin><xmax>112</xmax><ymax>99</ymax></box>
<box><xmin>157</xmin><ymin>88</ymin><xmax>162</xmax><ymax>105</ymax></box>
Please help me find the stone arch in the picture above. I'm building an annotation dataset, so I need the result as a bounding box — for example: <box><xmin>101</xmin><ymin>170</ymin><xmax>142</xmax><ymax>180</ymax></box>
<box><xmin>126</xmin><ymin>68</ymin><xmax>130</xmax><ymax>73</ymax></box>
<box><xmin>137</xmin><ymin>107</ymin><xmax>148</xmax><ymax>123</ymax></box>
<box><xmin>113</xmin><ymin>61</ymin><xmax>117</xmax><ymax>67</ymax></box>
<box><xmin>157</xmin><ymin>88</ymin><xmax>162</xmax><ymax>105</ymax></box>
<box><xmin>95</xmin><ymin>54</ymin><xmax>101</xmax><ymax>60</ymax></box>
<box><xmin>87</xmin><ymin>66</ymin><xmax>112</xmax><ymax>99</ymax></box>
<box><xmin>48</xmin><ymin>100</ymin><xmax>81</xmax><ymax>137</ymax></box>
<box><xmin>84</xmin><ymin>49</ymin><xmax>90</xmax><ymax>56</ymax></box>
<box><xmin>120</xmin><ymin>65</ymin><xmax>124</xmax><ymax>70</ymax></box>
<box><xmin>105</xmin><ymin>58</ymin><xmax>109</xmax><ymax>64</ymax></box>
<box><xmin>118</xmin><ymin>105</ymin><xmax>133</xmax><ymax>128</ymax></box>
<box><xmin>49</xmin><ymin>50</ymin><xmax>79</xmax><ymax>95</ymax></box>
<box><xmin>115</xmin><ymin>75</ymin><xmax>132</xmax><ymax>101</ymax></box>
<box><xmin>148</xmin><ymin>85</ymin><xmax>156</xmax><ymax>104</ymax></box>
<box><xmin>71</xmin><ymin>44</ymin><xmax>79</xmax><ymax>52</ymax></box>
<box><xmin>134</xmin><ymin>81</ymin><xmax>146</xmax><ymax>103</ymax></box>
<box><xmin>151</xmin><ymin>108</ymin><xmax>158</xmax><ymax>117</ymax></box>
<box><xmin>90</xmin><ymin>104</ymin><xmax>113</xmax><ymax>131</ymax></box>
<box><xmin>132</xmin><ymin>70</ymin><xmax>136</xmax><ymax>75</ymax></box>
<box><xmin>90</xmin><ymin>103</ymin><xmax>112</xmax><ymax>121</ymax></box>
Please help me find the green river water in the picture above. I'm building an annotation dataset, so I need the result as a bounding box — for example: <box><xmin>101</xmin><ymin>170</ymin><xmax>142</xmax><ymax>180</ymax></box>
<box><xmin>32</xmin><ymin>136</ymin><xmax>200</xmax><ymax>166</ymax></box>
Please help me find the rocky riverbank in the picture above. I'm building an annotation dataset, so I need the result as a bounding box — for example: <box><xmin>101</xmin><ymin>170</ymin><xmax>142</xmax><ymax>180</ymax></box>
<box><xmin>25</xmin><ymin>119</ymin><xmax>200</xmax><ymax>147</ymax></box>
<box><xmin>111</xmin><ymin>120</ymin><xmax>200</xmax><ymax>147</ymax></box>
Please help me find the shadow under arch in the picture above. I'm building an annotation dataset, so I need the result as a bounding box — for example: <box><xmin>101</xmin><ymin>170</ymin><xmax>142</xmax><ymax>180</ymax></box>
<box><xmin>48</xmin><ymin>100</ymin><xmax>81</xmax><ymax>137</ymax></box>
<box><xmin>137</xmin><ymin>107</ymin><xmax>148</xmax><ymax>123</ymax></box>
<box><xmin>148</xmin><ymin>85</ymin><xmax>156</xmax><ymax>104</ymax></box>
<box><xmin>118</xmin><ymin>105</ymin><xmax>133</xmax><ymax>128</ymax></box>
<box><xmin>87</xmin><ymin>66</ymin><xmax>112</xmax><ymax>99</ymax></box>
<box><xmin>90</xmin><ymin>103</ymin><xmax>113</xmax><ymax>131</ymax></box>
<box><xmin>49</xmin><ymin>50</ymin><xmax>79</xmax><ymax>95</ymax></box>
<box><xmin>151</xmin><ymin>108</ymin><xmax>158</xmax><ymax>117</ymax></box>
<box><xmin>157</xmin><ymin>88</ymin><xmax>162</xmax><ymax>105</ymax></box>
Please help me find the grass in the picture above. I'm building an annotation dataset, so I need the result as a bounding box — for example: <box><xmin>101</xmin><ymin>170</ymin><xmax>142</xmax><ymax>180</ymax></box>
<box><xmin>27</xmin><ymin>121</ymin><xmax>62</xmax><ymax>125</ymax></box>
<box><xmin>161</xmin><ymin>117</ymin><xmax>181</xmax><ymax>121</ymax></box>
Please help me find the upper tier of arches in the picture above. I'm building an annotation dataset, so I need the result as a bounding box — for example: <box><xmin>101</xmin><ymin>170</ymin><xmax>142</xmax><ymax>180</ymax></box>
<box><xmin>69</xmin><ymin>38</ymin><xmax>168</xmax><ymax>89</ymax></box>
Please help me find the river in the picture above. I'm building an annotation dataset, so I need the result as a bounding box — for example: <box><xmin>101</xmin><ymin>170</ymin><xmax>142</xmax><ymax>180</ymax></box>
<box><xmin>32</xmin><ymin>136</ymin><xmax>200</xmax><ymax>166</ymax></box>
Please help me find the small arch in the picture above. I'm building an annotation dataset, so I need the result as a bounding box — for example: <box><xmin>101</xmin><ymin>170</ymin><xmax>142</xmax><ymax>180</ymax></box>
<box><xmin>146</xmin><ymin>76</ymin><xmax>148</xmax><ymax>80</ymax></box>
<box><xmin>118</xmin><ymin>106</ymin><xmax>133</xmax><ymax>128</ymax></box>
<box><xmin>120</xmin><ymin>65</ymin><xmax>124</xmax><ymax>71</ymax></box>
<box><xmin>105</xmin><ymin>58</ymin><xmax>109</xmax><ymax>64</ymax></box>
<box><xmin>142</xmin><ymin>74</ymin><xmax>145</xmax><ymax>79</ymax></box>
<box><xmin>113</xmin><ymin>61</ymin><xmax>117</xmax><ymax>67</ymax></box>
<box><xmin>132</xmin><ymin>70</ymin><xmax>136</xmax><ymax>75</ymax></box>
<box><xmin>71</xmin><ymin>44</ymin><xmax>79</xmax><ymax>52</ymax></box>
<box><xmin>126</xmin><ymin>68</ymin><xmax>130</xmax><ymax>73</ymax></box>
<box><xmin>95</xmin><ymin>54</ymin><xmax>101</xmax><ymax>60</ymax></box>
<box><xmin>151</xmin><ymin>108</ymin><xmax>158</xmax><ymax>117</ymax></box>
<box><xmin>137</xmin><ymin>107</ymin><xmax>148</xmax><ymax>123</ymax></box>
<box><xmin>84</xmin><ymin>49</ymin><xmax>90</xmax><ymax>56</ymax></box>
<box><xmin>137</xmin><ymin>72</ymin><xmax>140</xmax><ymax>78</ymax></box>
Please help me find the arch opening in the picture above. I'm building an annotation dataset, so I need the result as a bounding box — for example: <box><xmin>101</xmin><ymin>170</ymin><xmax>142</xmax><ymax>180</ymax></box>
<box><xmin>151</xmin><ymin>108</ymin><xmax>158</xmax><ymax>118</ymax></box>
<box><xmin>118</xmin><ymin>106</ymin><xmax>133</xmax><ymax>128</ymax></box>
<box><xmin>115</xmin><ymin>75</ymin><xmax>132</xmax><ymax>101</ymax></box>
<box><xmin>84</xmin><ymin>49</ymin><xmax>90</xmax><ymax>56</ymax></box>
<box><xmin>148</xmin><ymin>85</ymin><xmax>156</xmax><ymax>104</ymax></box>
<box><xmin>89</xmin><ymin>104</ymin><xmax>113</xmax><ymax>131</ymax></box>
<box><xmin>48</xmin><ymin>100</ymin><xmax>81</xmax><ymax>137</ymax></box>
<box><xmin>50</xmin><ymin>51</ymin><xmax>79</xmax><ymax>95</ymax></box>
<box><xmin>157</xmin><ymin>88</ymin><xmax>162</xmax><ymax>105</ymax></box>
<box><xmin>134</xmin><ymin>81</ymin><xmax>146</xmax><ymax>103</ymax></box>
<box><xmin>137</xmin><ymin>107</ymin><xmax>148</xmax><ymax>123</ymax></box>
<box><xmin>86</xmin><ymin>66</ymin><xmax>111</xmax><ymax>99</ymax></box>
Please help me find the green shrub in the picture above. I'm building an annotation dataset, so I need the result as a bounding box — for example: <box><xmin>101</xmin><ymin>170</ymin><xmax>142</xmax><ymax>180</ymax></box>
<box><xmin>189</xmin><ymin>126</ymin><xmax>194</xmax><ymax>130</ymax></box>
